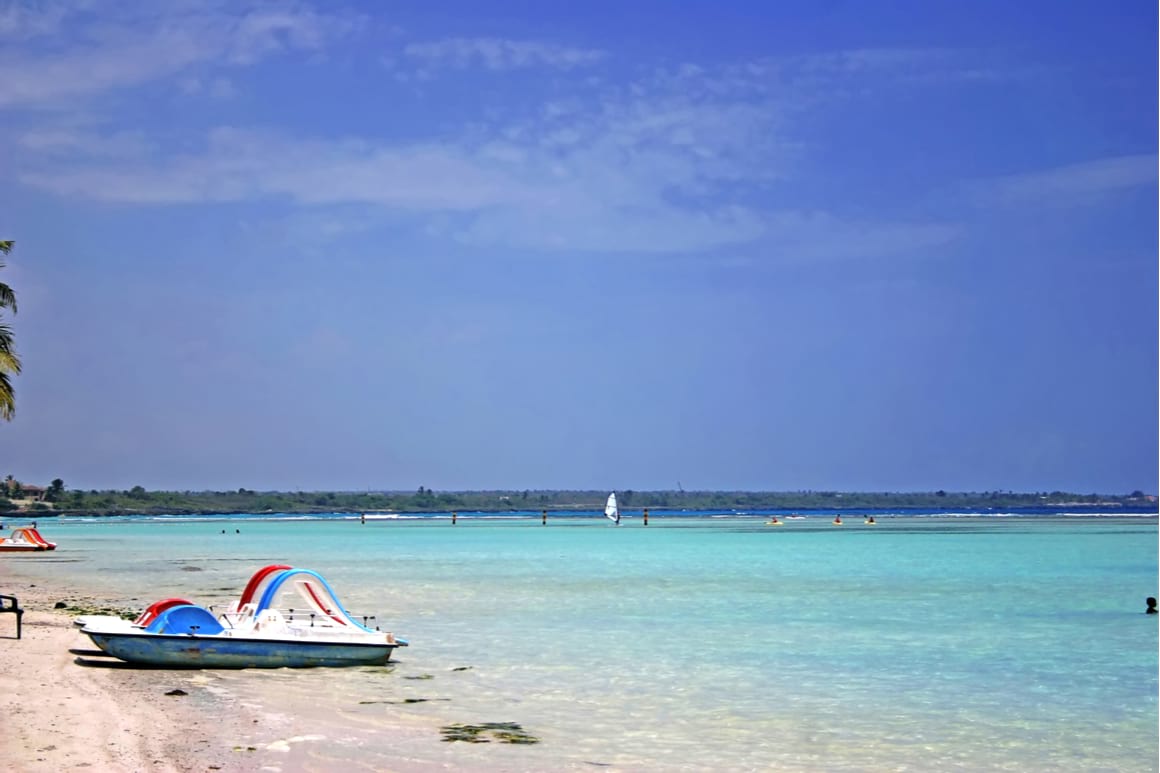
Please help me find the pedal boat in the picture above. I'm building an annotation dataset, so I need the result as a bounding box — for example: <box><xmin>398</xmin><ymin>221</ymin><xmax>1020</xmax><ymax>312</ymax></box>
<box><xmin>0</xmin><ymin>527</ymin><xmax>57</xmax><ymax>551</ymax></box>
<box><xmin>80</xmin><ymin>566</ymin><xmax>407</xmax><ymax>668</ymax></box>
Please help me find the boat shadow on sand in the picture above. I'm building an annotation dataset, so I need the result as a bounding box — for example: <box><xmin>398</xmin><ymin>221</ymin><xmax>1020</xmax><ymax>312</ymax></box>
<box><xmin>69</xmin><ymin>648</ymin><xmax>402</xmax><ymax>673</ymax></box>
<box><xmin>71</xmin><ymin>648</ymin><xmax>190</xmax><ymax>669</ymax></box>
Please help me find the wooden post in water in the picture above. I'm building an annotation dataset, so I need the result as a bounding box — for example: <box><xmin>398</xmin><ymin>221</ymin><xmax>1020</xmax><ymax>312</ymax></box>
<box><xmin>643</xmin><ymin>508</ymin><xmax>649</xmax><ymax>526</ymax></box>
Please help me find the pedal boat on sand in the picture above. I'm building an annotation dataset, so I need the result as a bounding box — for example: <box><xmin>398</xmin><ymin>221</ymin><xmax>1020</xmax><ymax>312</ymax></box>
<box><xmin>0</xmin><ymin>526</ymin><xmax>57</xmax><ymax>551</ymax></box>
<box><xmin>79</xmin><ymin>566</ymin><xmax>407</xmax><ymax>668</ymax></box>
<box><xmin>73</xmin><ymin>564</ymin><xmax>290</xmax><ymax>630</ymax></box>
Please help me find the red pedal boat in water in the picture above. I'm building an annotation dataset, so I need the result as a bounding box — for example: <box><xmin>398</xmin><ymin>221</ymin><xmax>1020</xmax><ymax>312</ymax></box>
<box><xmin>0</xmin><ymin>526</ymin><xmax>57</xmax><ymax>551</ymax></box>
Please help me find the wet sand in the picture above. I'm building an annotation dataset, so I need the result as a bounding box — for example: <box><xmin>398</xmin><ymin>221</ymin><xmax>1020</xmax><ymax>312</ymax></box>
<box><xmin>0</xmin><ymin>575</ymin><xmax>275</xmax><ymax>772</ymax></box>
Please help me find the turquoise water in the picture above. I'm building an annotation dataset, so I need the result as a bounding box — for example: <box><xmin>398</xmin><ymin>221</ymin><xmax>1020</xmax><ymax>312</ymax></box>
<box><xmin>5</xmin><ymin>514</ymin><xmax>1157</xmax><ymax>771</ymax></box>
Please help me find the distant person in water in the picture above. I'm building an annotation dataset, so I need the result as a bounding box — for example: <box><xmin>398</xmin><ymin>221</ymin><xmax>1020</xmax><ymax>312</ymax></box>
<box><xmin>1147</xmin><ymin>597</ymin><xmax>1157</xmax><ymax>615</ymax></box>
<box><xmin>833</xmin><ymin>515</ymin><xmax>842</xmax><ymax>525</ymax></box>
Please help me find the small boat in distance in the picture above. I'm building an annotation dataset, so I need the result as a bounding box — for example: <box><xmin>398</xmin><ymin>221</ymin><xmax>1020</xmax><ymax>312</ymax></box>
<box><xmin>0</xmin><ymin>526</ymin><xmax>57</xmax><ymax>552</ymax></box>
<box><xmin>604</xmin><ymin>492</ymin><xmax>621</xmax><ymax>525</ymax></box>
<box><xmin>80</xmin><ymin>566</ymin><xmax>407</xmax><ymax>668</ymax></box>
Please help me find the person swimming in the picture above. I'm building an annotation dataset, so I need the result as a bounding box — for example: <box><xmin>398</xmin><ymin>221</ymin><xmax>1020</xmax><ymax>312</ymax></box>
<box><xmin>1147</xmin><ymin>597</ymin><xmax>1157</xmax><ymax>615</ymax></box>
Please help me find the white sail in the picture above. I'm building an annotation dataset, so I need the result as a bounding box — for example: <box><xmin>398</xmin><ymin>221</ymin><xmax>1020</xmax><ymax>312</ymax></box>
<box><xmin>604</xmin><ymin>492</ymin><xmax>620</xmax><ymax>524</ymax></box>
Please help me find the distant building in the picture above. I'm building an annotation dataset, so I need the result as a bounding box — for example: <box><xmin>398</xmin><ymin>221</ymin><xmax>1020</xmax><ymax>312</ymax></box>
<box><xmin>3</xmin><ymin>481</ymin><xmax>46</xmax><ymax>502</ymax></box>
<box><xmin>20</xmin><ymin>485</ymin><xmax>46</xmax><ymax>501</ymax></box>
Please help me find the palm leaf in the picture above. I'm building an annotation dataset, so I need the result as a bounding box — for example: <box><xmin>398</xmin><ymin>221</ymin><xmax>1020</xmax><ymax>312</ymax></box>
<box><xmin>0</xmin><ymin>322</ymin><xmax>20</xmax><ymax>373</ymax></box>
<box><xmin>0</xmin><ymin>240</ymin><xmax>17</xmax><ymax>420</ymax></box>
<box><xmin>0</xmin><ymin>371</ymin><xmax>13</xmax><ymax>420</ymax></box>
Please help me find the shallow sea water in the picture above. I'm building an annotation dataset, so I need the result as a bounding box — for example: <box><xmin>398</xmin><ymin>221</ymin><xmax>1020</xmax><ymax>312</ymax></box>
<box><xmin>6</xmin><ymin>513</ymin><xmax>1157</xmax><ymax>771</ymax></box>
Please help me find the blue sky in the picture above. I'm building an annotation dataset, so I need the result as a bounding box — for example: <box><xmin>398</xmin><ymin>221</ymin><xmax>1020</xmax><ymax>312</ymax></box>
<box><xmin>1</xmin><ymin>0</ymin><xmax>1156</xmax><ymax>494</ymax></box>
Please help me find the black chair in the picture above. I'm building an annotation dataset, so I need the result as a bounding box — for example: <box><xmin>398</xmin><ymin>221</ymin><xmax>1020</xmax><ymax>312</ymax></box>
<box><xmin>0</xmin><ymin>595</ymin><xmax>23</xmax><ymax>639</ymax></box>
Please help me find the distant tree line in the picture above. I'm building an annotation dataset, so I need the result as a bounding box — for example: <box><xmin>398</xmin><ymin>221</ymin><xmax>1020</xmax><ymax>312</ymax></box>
<box><xmin>1</xmin><ymin>480</ymin><xmax>1155</xmax><ymax>517</ymax></box>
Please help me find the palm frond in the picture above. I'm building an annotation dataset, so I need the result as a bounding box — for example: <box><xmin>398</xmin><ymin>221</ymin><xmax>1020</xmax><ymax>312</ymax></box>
<box><xmin>0</xmin><ymin>322</ymin><xmax>20</xmax><ymax>374</ymax></box>
<box><xmin>0</xmin><ymin>371</ymin><xmax>14</xmax><ymax>420</ymax></box>
<box><xmin>0</xmin><ymin>282</ymin><xmax>15</xmax><ymax>313</ymax></box>
<box><xmin>0</xmin><ymin>240</ymin><xmax>19</xmax><ymax>420</ymax></box>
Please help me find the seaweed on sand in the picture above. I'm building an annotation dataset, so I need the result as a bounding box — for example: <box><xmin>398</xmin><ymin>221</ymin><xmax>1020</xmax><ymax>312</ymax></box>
<box><xmin>440</xmin><ymin>722</ymin><xmax>539</xmax><ymax>744</ymax></box>
<box><xmin>59</xmin><ymin>601</ymin><xmax>136</xmax><ymax>620</ymax></box>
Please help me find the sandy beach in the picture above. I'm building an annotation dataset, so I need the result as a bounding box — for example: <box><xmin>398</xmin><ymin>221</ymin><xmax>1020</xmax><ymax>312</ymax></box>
<box><xmin>0</xmin><ymin>574</ymin><xmax>275</xmax><ymax>773</ymax></box>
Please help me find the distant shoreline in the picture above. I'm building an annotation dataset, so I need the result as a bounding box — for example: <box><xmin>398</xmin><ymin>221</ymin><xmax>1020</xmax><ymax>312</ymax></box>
<box><xmin>5</xmin><ymin>486</ymin><xmax>1156</xmax><ymax>518</ymax></box>
<box><xmin>6</xmin><ymin>505</ymin><xmax>1158</xmax><ymax>519</ymax></box>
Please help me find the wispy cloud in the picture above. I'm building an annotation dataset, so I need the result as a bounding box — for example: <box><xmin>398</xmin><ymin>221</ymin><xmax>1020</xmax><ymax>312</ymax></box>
<box><xmin>0</xmin><ymin>0</ymin><xmax>71</xmax><ymax>40</ymax></box>
<box><xmin>18</xmin><ymin>118</ymin><xmax>956</xmax><ymax>259</ymax></box>
<box><xmin>18</xmin><ymin>127</ymin><xmax>537</xmax><ymax>209</ymax></box>
<box><xmin>18</xmin><ymin>127</ymin><xmax>154</xmax><ymax>158</ymax></box>
<box><xmin>784</xmin><ymin>47</ymin><xmax>1013</xmax><ymax>83</ymax></box>
<box><xmin>459</xmin><ymin>203</ymin><xmax>768</xmax><ymax>253</ymax></box>
<box><xmin>976</xmin><ymin>154</ymin><xmax>1158</xmax><ymax>207</ymax></box>
<box><xmin>0</xmin><ymin>3</ymin><xmax>358</xmax><ymax>108</ymax></box>
<box><xmin>14</xmin><ymin>57</ymin><xmax>794</xmax><ymax>253</ymax></box>
<box><xmin>759</xmin><ymin>213</ymin><xmax>962</xmax><ymax>262</ymax></box>
<box><xmin>402</xmin><ymin>37</ymin><xmax>606</xmax><ymax>72</ymax></box>
<box><xmin>10</xmin><ymin>27</ymin><xmax>966</xmax><ymax>259</ymax></box>
<box><xmin>179</xmin><ymin>76</ymin><xmax>237</xmax><ymax>99</ymax></box>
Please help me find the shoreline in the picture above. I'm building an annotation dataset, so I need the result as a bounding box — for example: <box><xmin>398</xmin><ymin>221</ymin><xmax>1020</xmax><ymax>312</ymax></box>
<box><xmin>0</xmin><ymin>565</ymin><xmax>453</xmax><ymax>773</ymax></box>
<box><xmin>7</xmin><ymin>507</ymin><xmax>1159</xmax><ymax>521</ymax></box>
<box><xmin>0</xmin><ymin>571</ymin><xmax>274</xmax><ymax>772</ymax></box>
<box><xmin>5</xmin><ymin>491</ymin><xmax>1155</xmax><ymax>520</ymax></box>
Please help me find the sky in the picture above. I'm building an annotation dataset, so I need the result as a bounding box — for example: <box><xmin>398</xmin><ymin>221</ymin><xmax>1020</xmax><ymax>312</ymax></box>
<box><xmin>0</xmin><ymin>0</ymin><xmax>1156</xmax><ymax>494</ymax></box>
